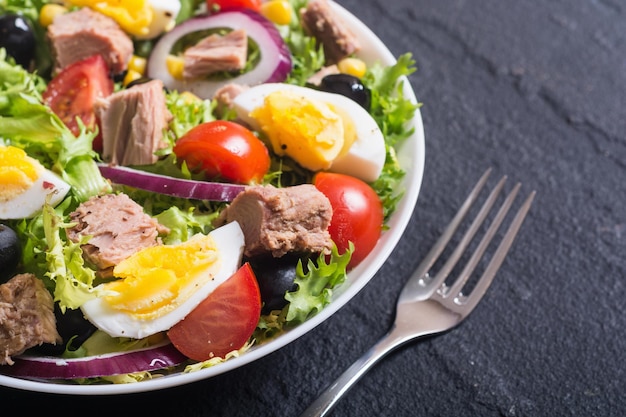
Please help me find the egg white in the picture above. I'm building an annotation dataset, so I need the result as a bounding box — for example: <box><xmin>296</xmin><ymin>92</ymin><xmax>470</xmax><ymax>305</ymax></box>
<box><xmin>233</xmin><ymin>83</ymin><xmax>386</xmax><ymax>183</ymax></box>
<box><xmin>0</xmin><ymin>168</ymin><xmax>70</xmax><ymax>220</ymax></box>
<box><xmin>137</xmin><ymin>0</ymin><xmax>182</xmax><ymax>40</ymax></box>
<box><xmin>80</xmin><ymin>221</ymin><xmax>245</xmax><ymax>339</ymax></box>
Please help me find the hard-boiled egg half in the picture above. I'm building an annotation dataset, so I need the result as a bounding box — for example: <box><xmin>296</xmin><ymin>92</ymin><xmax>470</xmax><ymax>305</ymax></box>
<box><xmin>232</xmin><ymin>83</ymin><xmax>386</xmax><ymax>183</ymax></box>
<box><xmin>80</xmin><ymin>221</ymin><xmax>245</xmax><ymax>339</ymax></box>
<box><xmin>0</xmin><ymin>145</ymin><xmax>70</xmax><ymax>220</ymax></box>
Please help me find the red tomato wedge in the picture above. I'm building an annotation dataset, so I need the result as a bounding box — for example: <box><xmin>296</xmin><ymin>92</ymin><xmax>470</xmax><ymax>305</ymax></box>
<box><xmin>42</xmin><ymin>54</ymin><xmax>113</xmax><ymax>151</ymax></box>
<box><xmin>168</xmin><ymin>262</ymin><xmax>261</xmax><ymax>361</ymax></box>
<box><xmin>173</xmin><ymin>120</ymin><xmax>270</xmax><ymax>184</ymax></box>
<box><xmin>207</xmin><ymin>0</ymin><xmax>262</xmax><ymax>12</ymax></box>
<box><xmin>314</xmin><ymin>172</ymin><xmax>384</xmax><ymax>269</ymax></box>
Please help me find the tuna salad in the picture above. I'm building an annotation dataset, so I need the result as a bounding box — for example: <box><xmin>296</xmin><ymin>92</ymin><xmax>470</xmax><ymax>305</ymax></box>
<box><xmin>0</xmin><ymin>0</ymin><xmax>419</xmax><ymax>384</ymax></box>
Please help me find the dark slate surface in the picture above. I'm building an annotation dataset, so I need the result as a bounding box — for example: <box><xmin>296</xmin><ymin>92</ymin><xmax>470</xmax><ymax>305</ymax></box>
<box><xmin>2</xmin><ymin>0</ymin><xmax>624</xmax><ymax>415</ymax></box>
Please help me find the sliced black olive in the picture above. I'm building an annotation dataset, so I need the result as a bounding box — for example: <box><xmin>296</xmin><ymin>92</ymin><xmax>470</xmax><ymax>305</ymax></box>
<box><xmin>319</xmin><ymin>73</ymin><xmax>371</xmax><ymax>111</ymax></box>
<box><xmin>0</xmin><ymin>224</ymin><xmax>21</xmax><ymax>283</ymax></box>
<box><xmin>248</xmin><ymin>254</ymin><xmax>307</xmax><ymax>314</ymax></box>
<box><xmin>0</xmin><ymin>14</ymin><xmax>36</xmax><ymax>69</ymax></box>
<box><xmin>30</xmin><ymin>304</ymin><xmax>98</xmax><ymax>356</ymax></box>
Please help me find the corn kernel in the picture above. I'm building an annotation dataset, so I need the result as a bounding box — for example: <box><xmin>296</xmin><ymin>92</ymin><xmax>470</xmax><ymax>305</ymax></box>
<box><xmin>179</xmin><ymin>91</ymin><xmax>201</xmax><ymax>104</ymax></box>
<box><xmin>166</xmin><ymin>55</ymin><xmax>185</xmax><ymax>80</ymax></box>
<box><xmin>128</xmin><ymin>55</ymin><xmax>147</xmax><ymax>76</ymax></box>
<box><xmin>123</xmin><ymin>70</ymin><xmax>143</xmax><ymax>86</ymax></box>
<box><xmin>260</xmin><ymin>0</ymin><xmax>292</xmax><ymax>26</ymax></box>
<box><xmin>39</xmin><ymin>4</ymin><xmax>67</xmax><ymax>28</ymax></box>
<box><xmin>338</xmin><ymin>57</ymin><xmax>367</xmax><ymax>79</ymax></box>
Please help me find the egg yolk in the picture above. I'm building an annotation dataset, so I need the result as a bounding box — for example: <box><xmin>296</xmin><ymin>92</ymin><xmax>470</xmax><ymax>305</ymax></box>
<box><xmin>104</xmin><ymin>233</ymin><xmax>221</xmax><ymax>320</ymax></box>
<box><xmin>0</xmin><ymin>146</ymin><xmax>41</xmax><ymax>203</ymax></box>
<box><xmin>251</xmin><ymin>90</ymin><xmax>356</xmax><ymax>172</ymax></box>
<box><xmin>67</xmin><ymin>0</ymin><xmax>153</xmax><ymax>37</ymax></box>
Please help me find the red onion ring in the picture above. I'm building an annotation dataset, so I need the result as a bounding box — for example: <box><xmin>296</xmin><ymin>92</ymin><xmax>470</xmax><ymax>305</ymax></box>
<box><xmin>147</xmin><ymin>8</ymin><xmax>293</xmax><ymax>99</ymax></box>
<box><xmin>1</xmin><ymin>342</ymin><xmax>187</xmax><ymax>379</ymax></box>
<box><xmin>97</xmin><ymin>164</ymin><xmax>246</xmax><ymax>202</ymax></box>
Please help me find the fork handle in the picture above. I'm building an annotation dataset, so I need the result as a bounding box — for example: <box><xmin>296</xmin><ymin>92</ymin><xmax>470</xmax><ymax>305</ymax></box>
<box><xmin>299</xmin><ymin>326</ymin><xmax>410</xmax><ymax>417</ymax></box>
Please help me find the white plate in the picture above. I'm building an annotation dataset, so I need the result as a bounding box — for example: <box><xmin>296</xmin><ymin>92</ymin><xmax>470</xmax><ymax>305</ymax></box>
<box><xmin>0</xmin><ymin>1</ymin><xmax>425</xmax><ymax>395</ymax></box>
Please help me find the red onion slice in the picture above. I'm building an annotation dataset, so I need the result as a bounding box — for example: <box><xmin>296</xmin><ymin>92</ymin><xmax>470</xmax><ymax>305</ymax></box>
<box><xmin>147</xmin><ymin>8</ymin><xmax>293</xmax><ymax>99</ymax></box>
<box><xmin>1</xmin><ymin>342</ymin><xmax>187</xmax><ymax>379</ymax></box>
<box><xmin>97</xmin><ymin>164</ymin><xmax>246</xmax><ymax>202</ymax></box>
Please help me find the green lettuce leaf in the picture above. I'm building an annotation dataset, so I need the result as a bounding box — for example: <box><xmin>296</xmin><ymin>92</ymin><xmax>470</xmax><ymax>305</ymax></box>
<box><xmin>166</xmin><ymin>89</ymin><xmax>216</xmax><ymax>141</ymax></box>
<box><xmin>255</xmin><ymin>244</ymin><xmax>353</xmax><ymax>342</ymax></box>
<box><xmin>282</xmin><ymin>0</ymin><xmax>326</xmax><ymax>86</ymax></box>
<box><xmin>41</xmin><ymin>199</ymin><xmax>100</xmax><ymax>311</ymax></box>
<box><xmin>0</xmin><ymin>51</ymin><xmax>111</xmax><ymax>202</ymax></box>
<box><xmin>155</xmin><ymin>205</ymin><xmax>218</xmax><ymax>245</ymax></box>
<box><xmin>364</xmin><ymin>53</ymin><xmax>421</xmax><ymax>220</ymax></box>
<box><xmin>284</xmin><ymin>242</ymin><xmax>353</xmax><ymax>324</ymax></box>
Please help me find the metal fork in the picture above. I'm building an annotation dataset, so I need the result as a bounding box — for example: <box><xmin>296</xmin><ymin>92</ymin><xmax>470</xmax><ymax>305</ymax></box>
<box><xmin>299</xmin><ymin>169</ymin><xmax>536</xmax><ymax>417</ymax></box>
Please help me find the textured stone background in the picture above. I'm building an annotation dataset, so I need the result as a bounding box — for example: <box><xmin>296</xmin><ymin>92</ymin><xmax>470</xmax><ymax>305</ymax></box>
<box><xmin>3</xmin><ymin>0</ymin><xmax>624</xmax><ymax>415</ymax></box>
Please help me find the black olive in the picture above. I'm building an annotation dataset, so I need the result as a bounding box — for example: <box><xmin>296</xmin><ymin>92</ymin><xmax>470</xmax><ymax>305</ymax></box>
<box><xmin>248</xmin><ymin>254</ymin><xmax>306</xmax><ymax>314</ymax></box>
<box><xmin>0</xmin><ymin>14</ymin><xmax>36</xmax><ymax>69</ymax></box>
<box><xmin>30</xmin><ymin>304</ymin><xmax>98</xmax><ymax>356</ymax></box>
<box><xmin>113</xmin><ymin>70</ymin><xmax>128</xmax><ymax>84</ymax></box>
<box><xmin>319</xmin><ymin>73</ymin><xmax>371</xmax><ymax>111</ymax></box>
<box><xmin>0</xmin><ymin>224</ymin><xmax>21</xmax><ymax>283</ymax></box>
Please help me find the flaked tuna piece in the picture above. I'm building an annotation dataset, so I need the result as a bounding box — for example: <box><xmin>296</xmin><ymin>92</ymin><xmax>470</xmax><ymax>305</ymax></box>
<box><xmin>67</xmin><ymin>193</ymin><xmax>169</xmax><ymax>271</ymax></box>
<box><xmin>306</xmin><ymin>64</ymin><xmax>339</xmax><ymax>86</ymax></box>
<box><xmin>47</xmin><ymin>7</ymin><xmax>133</xmax><ymax>74</ymax></box>
<box><xmin>0</xmin><ymin>274</ymin><xmax>62</xmax><ymax>365</ymax></box>
<box><xmin>213</xmin><ymin>83</ymin><xmax>249</xmax><ymax>117</ymax></box>
<box><xmin>300</xmin><ymin>0</ymin><xmax>361</xmax><ymax>64</ymax></box>
<box><xmin>183</xmin><ymin>29</ymin><xmax>248</xmax><ymax>79</ymax></box>
<box><xmin>214</xmin><ymin>185</ymin><xmax>333</xmax><ymax>258</ymax></box>
<box><xmin>94</xmin><ymin>79</ymin><xmax>172</xmax><ymax>166</ymax></box>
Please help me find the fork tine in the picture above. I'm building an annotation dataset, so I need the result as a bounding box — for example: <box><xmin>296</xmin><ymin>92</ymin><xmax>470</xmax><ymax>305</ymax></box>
<box><xmin>408</xmin><ymin>168</ymin><xmax>493</xmax><ymax>293</ymax></box>
<box><xmin>427</xmin><ymin>174</ymin><xmax>508</xmax><ymax>292</ymax></box>
<box><xmin>444</xmin><ymin>182</ymin><xmax>522</xmax><ymax>298</ymax></box>
<box><xmin>460</xmin><ymin>189</ymin><xmax>536</xmax><ymax>313</ymax></box>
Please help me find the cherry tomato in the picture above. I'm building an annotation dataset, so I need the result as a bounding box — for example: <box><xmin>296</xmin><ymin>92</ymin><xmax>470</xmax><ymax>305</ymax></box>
<box><xmin>314</xmin><ymin>172</ymin><xmax>384</xmax><ymax>269</ymax></box>
<box><xmin>42</xmin><ymin>55</ymin><xmax>113</xmax><ymax>152</ymax></box>
<box><xmin>173</xmin><ymin>120</ymin><xmax>270</xmax><ymax>184</ymax></box>
<box><xmin>207</xmin><ymin>0</ymin><xmax>262</xmax><ymax>12</ymax></box>
<box><xmin>168</xmin><ymin>263</ymin><xmax>261</xmax><ymax>361</ymax></box>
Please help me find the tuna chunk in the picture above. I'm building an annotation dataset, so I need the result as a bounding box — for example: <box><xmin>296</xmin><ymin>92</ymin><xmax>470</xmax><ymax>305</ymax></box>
<box><xmin>300</xmin><ymin>0</ymin><xmax>361</xmax><ymax>64</ymax></box>
<box><xmin>214</xmin><ymin>185</ymin><xmax>333</xmax><ymax>258</ymax></box>
<box><xmin>0</xmin><ymin>274</ymin><xmax>61</xmax><ymax>365</ymax></box>
<box><xmin>94</xmin><ymin>79</ymin><xmax>172</xmax><ymax>166</ymax></box>
<box><xmin>307</xmin><ymin>64</ymin><xmax>339</xmax><ymax>86</ymax></box>
<box><xmin>213</xmin><ymin>83</ymin><xmax>249</xmax><ymax>117</ymax></box>
<box><xmin>67</xmin><ymin>193</ymin><xmax>169</xmax><ymax>271</ymax></box>
<box><xmin>183</xmin><ymin>29</ymin><xmax>248</xmax><ymax>79</ymax></box>
<box><xmin>47</xmin><ymin>7</ymin><xmax>133</xmax><ymax>74</ymax></box>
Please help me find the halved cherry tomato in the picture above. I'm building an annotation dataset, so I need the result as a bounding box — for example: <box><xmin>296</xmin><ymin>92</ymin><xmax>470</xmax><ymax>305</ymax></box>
<box><xmin>42</xmin><ymin>55</ymin><xmax>113</xmax><ymax>152</ymax></box>
<box><xmin>207</xmin><ymin>0</ymin><xmax>262</xmax><ymax>12</ymax></box>
<box><xmin>173</xmin><ymin>120</ymin><xmax>270</xmax><ymax>184</ymax></box>
<box><xmin>314</xmin><ymin>172</ymin><xmax>384</xmax><ymax>269</ymax></box>
<box><xmin>168</xmin><ymin>262</ymin><xmax>261</xmax><ymax>361</ymax></box>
